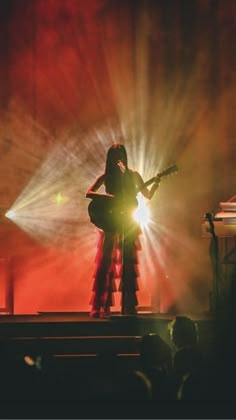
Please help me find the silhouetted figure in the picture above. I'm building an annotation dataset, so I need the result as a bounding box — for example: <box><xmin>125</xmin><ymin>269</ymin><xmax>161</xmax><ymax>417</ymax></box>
<box><xmin>170</xmin><ymin>316</ymin><xmax>203</xmax><ymax>371</ymax></box>
<box><xmin>169</xmin><ymin>316</ymin><xmax>206</xmax><ymax>403</ymax></box>
<box><xmin>86</xmin><ymin>143</ymin><xmax>160</xmax><ymax>317</ymax></box>
<box><xmin>139</xmin><ymin>333</ymin><xmax>176</xmax><ymax>402</ymax></box>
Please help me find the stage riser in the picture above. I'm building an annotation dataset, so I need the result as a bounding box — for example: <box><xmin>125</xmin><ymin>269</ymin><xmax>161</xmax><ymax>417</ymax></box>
<box><xmin>3</xmin><ymin>336</ymin><xmax>141</xmax><ymax>356</ymax></box>
<box><xmin>0</xmin><ymin>319</ymin><xmax>217</xmax><ymax>361</ymax></box>
<box><xmin>0</xmin><ymin>318</ymin><xmax>173</xmax><ymax>339</ymax></box>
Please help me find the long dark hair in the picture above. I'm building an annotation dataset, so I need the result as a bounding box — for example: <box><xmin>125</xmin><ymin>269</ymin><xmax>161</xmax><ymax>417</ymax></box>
<box><xmin>105</xmin><ymin>144</ymin><xmax>128</xmax><ymax>194</ymax></box>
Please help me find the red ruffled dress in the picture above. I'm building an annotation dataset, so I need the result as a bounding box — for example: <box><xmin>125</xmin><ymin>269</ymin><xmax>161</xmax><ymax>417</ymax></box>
<box><xmin>90</xmin><ymin>223</ymin><xmax>142</xmax><ymax>315</ymax></box>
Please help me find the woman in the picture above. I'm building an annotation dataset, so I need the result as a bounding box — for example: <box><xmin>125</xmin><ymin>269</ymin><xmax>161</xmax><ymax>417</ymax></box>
<box><xmin>86</xmin><ymin>144</ymin><xmax>160</xmax><ymax>317</ymax></box>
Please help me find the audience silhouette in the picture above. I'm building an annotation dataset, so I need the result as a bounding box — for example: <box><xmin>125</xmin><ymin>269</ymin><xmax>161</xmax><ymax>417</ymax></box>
<box><xmin>1</xmin><ymin>304</ymin><xmax>236</xmax><ymax>418</ymax></box>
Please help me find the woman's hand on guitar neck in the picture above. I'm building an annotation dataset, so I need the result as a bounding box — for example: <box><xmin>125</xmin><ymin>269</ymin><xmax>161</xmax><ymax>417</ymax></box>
<box><xmin>154</xmin><ymin>175</ymin><xmax>161</xmax><ymax>185</ymax></box>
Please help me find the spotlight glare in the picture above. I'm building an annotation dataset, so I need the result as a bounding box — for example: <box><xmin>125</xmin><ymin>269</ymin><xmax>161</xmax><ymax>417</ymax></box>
<box><xmin>5</xmin><ymin>210</ymin><xmax>15</xmax><ymax>219</ymax></box>
<box><xmin>133</xmin><ymin>194</ymin><xmax>150</xmax><ymax>227</ymax></box>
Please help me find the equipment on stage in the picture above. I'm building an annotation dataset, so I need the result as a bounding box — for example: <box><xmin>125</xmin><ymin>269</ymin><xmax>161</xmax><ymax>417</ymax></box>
<box><xmin>87</xmin><ymin>164</ymin><xmax>178</xmax><ymax>231</ymax></box>
<box><xmin>202</xmin><ymin>195</ymin><xmax>236</xmax><ymax>313</ymax></box>
<box><xmin>202</xmin><ymin>201</ymin><xmax>236</xmax><ymax>238</ymax></box>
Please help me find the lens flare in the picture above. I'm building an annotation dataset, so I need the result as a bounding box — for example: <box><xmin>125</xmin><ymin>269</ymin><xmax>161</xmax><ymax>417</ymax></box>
<box><xmin>5</xmin><ymin>210</ymin><xmax>15</xmax><ymax>219</ymax></box>
<box><xmin>133</xmin><ymin>194</ymin><xmax>150</xmax><ymax>228</ymax></box>
<box><xmin>53</xmin><ymin>192</ymin><xmax>66</xmax><ymax>205</ymax></box>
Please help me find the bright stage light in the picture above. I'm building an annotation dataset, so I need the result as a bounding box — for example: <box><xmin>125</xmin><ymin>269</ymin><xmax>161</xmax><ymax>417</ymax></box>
<box><xmin>133</xmin><ymin>194</ymin><xmax>150</xmax><ymax>228</ymax></box>
<box><xmin>3</xmin><ymin>128</ymin><xmax>111</xmax><ymax>249</ymax></box>
<box><xmin>5</xmin><ymin>210</ymin><xmax>15</xmax><ymax>219</ymax></box>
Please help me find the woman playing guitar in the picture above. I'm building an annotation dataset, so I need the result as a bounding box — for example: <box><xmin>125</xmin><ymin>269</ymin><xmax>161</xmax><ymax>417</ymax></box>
<box><xmin>86</xmin><ymin>143</ymin><xmax>161</xmax><ymax>318</ymax></box>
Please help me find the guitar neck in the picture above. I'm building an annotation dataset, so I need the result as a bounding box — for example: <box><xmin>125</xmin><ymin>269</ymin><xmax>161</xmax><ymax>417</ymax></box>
<box><xmin>143</xmin><ymin>177</ymin><xmax>157</xmax><ymax>188</ymax></box>
<box><xmin>142</xmin><ymin>163</ymin><xmax>178</xmax><ymax>189</ymax></box>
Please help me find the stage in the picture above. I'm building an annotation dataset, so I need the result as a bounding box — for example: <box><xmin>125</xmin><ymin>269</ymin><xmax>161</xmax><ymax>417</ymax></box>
<box><xmin>0</xmin><ymin>310</ymin><xmax>230</xmax><ymax>419</ymax></box>
<box><xmin>0</xmin><ymin>311</ymin><xmax>215</xmax><ymax>359</ymax></box>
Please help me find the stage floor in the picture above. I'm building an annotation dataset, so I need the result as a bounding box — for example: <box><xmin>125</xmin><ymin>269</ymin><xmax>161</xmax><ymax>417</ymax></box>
<box><xmin>0</xmin><ymin>311</ymin><xmax>215</xmax><ymax>353</ymax></box>
<box><xmin>0</xmin><ymin>310</ymin><xmax>212</xmax><ymax>323</ymax></box>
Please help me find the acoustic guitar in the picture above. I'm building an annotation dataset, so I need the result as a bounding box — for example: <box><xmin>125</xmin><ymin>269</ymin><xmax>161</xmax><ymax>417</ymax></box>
<box><xmin>87</xmin><ymin>163</ymin><xmax>178</xmax><ymax>231</ymax></box>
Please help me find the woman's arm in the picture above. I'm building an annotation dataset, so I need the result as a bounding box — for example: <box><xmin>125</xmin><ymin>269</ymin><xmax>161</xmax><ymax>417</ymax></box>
<box><xmin>141</xmin><ymin>177</ymin><xmax>160</xmax><ymax>200</ymax></box>
<box><xmin>135</xmin><ymin>171</ymin><xmax>161</xmax><ymax>200</ymax></box>
<box><xmin>85</xmin><ymin>174</ymin><xmax>105</xmax><ymax>198</ymax></box>
<box><xmin>86</xmin><ymin>174</ymin><xmax>114</xmax><ymax>199</ymax></box>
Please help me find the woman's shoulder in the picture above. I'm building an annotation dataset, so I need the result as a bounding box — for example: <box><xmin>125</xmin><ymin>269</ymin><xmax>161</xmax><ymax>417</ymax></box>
<box><xmin>128</xmin><ymin>168</ymin><xmax>141</xmax><ymax>176</ymax></box>
<box><xmin>128</xmin><ymin>170</ymin><xmax>145</xmax><ymax>191</ymax></box>
<box><xmin>129</xmin><ymin>169</ymin><xmax>143</xmax><ymax>181</ymax></box>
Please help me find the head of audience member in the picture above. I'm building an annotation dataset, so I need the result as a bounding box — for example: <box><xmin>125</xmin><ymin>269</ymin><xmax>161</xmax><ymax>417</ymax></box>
<box><xmin>140</xmin><ymin>333</ymin><xmax>172</xmax><ymax>374</ymax></box>
<box><xmin>169</xmin><ymin>316</ymin><xmax>198</xmax><ymax>349</ymax></box>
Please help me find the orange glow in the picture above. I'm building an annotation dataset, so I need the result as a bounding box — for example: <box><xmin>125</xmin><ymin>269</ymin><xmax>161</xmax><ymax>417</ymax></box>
<box><xmin>0</xmin><ymin>0</ymin><xmax>235</xmax><ymax>315</ymax></box>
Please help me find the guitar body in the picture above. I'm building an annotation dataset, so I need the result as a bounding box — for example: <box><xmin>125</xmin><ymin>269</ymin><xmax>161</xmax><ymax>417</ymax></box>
<box><xmin>87</xmin><ymin>163</ymin><xmax>178</xmax><ymax>230</ymax></box>
<box><xmin>88</xmin><ymin>195</ymin><xmax>137</xmax><ymax>231</ymax></box>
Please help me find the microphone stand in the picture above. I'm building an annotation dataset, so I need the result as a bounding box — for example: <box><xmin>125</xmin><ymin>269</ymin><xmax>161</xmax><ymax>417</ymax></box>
<box><xmin>117</xmin><ymin>161</ymin><xmax>126</xmax><ymax>315</ymax></box>
<box><xmin>205</xmin><ymin>212</ymin><xmax>222</xmax><ymax>315</ymax></box>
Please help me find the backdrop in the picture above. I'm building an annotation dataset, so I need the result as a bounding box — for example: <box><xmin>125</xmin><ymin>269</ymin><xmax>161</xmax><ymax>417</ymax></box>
<box><xmin>0</xmin><ymin>0</ymin><xmax>235</xmax><ymax>314</ymax></box>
